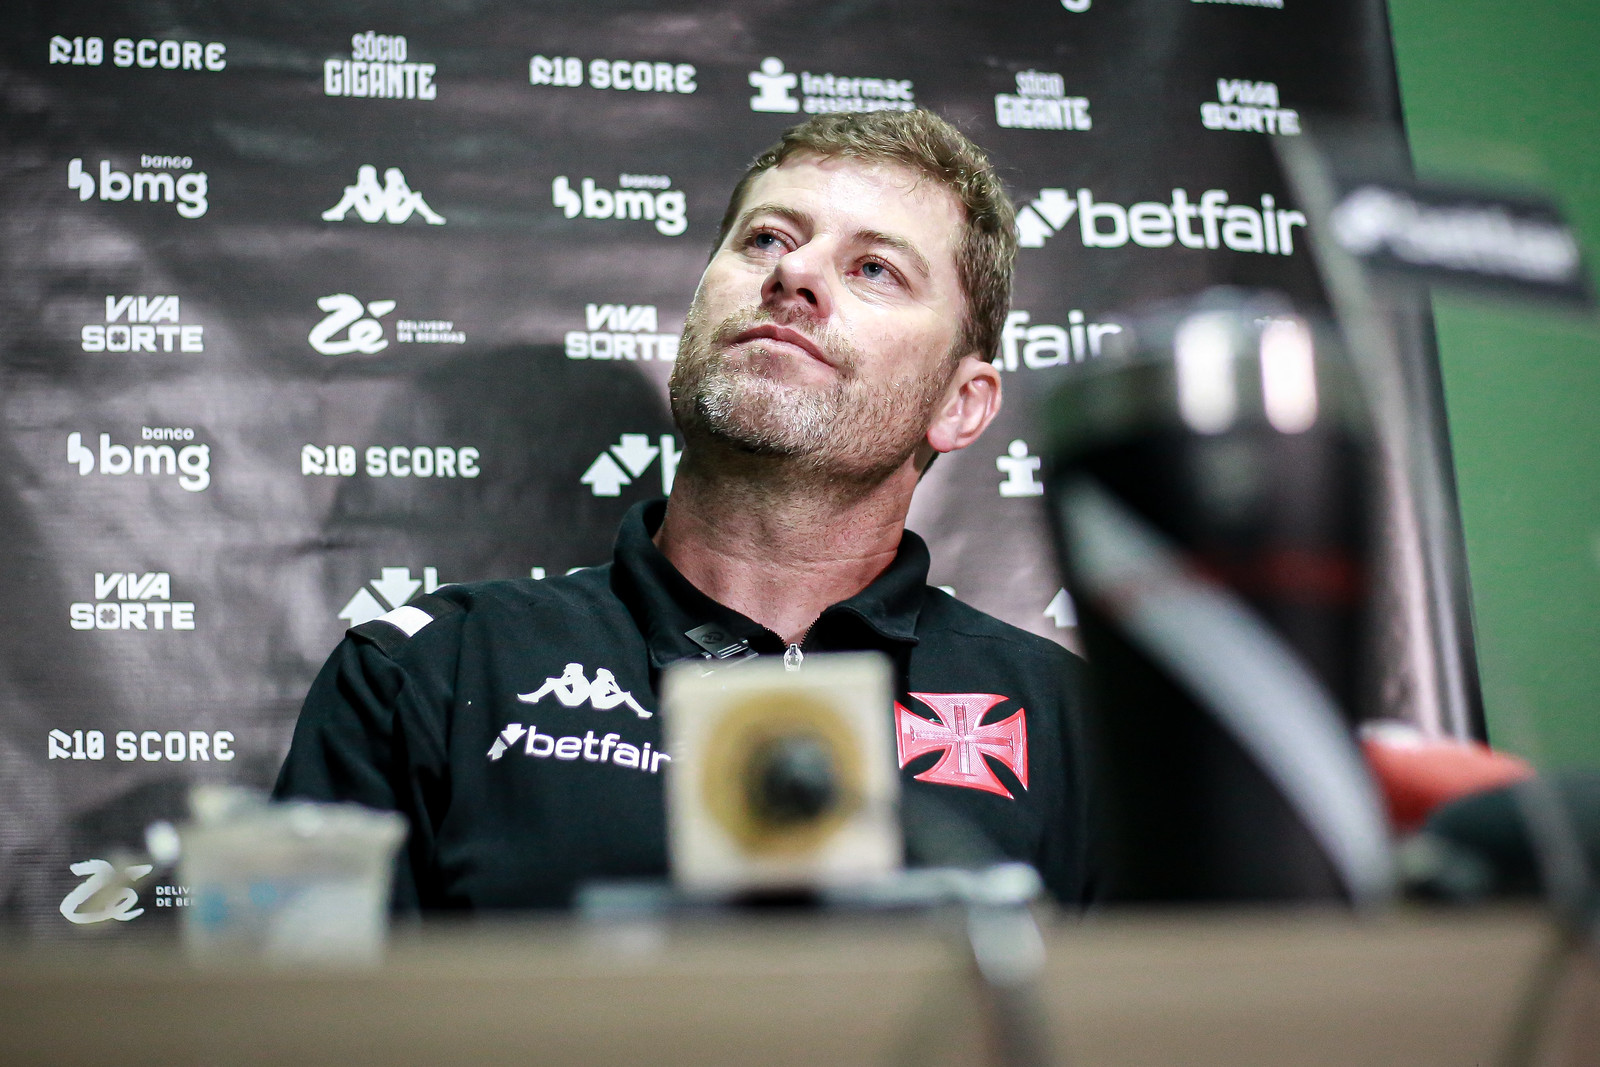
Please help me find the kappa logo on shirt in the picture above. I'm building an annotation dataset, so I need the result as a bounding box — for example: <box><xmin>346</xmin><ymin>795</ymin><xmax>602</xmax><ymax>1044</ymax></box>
<box><xmin>516</xmin><ymin>663</ymin><xmax>651</xmax><ymax>718</ymax></box>
<box><xmin>895</xmin><ymin>692</ymin><xmax>1029</xmax><ymax>799</ymax></box>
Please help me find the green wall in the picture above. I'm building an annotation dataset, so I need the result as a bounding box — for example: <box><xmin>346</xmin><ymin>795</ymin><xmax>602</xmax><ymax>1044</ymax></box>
<box><xmin>1387</xmin><ymin>0</ymin><xmax>1600</xmax><ymax>766</ymax></box>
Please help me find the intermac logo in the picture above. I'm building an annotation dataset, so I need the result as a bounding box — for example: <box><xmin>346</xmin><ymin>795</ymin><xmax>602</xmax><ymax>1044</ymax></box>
<box><xmin>322</xmin><ymin>165</ymin><xmax>444</xmax><ymax>225</ymax></box>
<box><xmin>748</xmin><ymin>57</ymin><xmax>913</xmax><ymax>115</ymax></box>
<box><xmin>67</xmin><ymin>156</ymin><xmax>207</xmax><ymax>218</ymax></box>
<box><xmin>552</xmin><ymin>174</ymin><xmax>687</xmax><ymax>236</ymax></box>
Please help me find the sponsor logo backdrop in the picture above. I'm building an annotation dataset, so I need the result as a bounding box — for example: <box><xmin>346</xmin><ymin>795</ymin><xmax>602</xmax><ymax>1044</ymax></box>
<box><xmin>2</xmin><ymin>0</ymin><xmax>1407</xmax><ymax>930</ymax></box>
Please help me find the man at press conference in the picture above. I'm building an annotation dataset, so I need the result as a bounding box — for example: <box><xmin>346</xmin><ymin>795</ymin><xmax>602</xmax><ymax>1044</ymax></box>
<box><xmin>274</xmin><ymin>109</ymin><xmax>1093</xmax><ymax>909</ymax></box>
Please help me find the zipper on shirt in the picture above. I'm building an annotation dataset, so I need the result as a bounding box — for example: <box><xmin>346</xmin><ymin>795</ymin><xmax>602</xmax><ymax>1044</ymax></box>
<box><xmin>783</xmin><ymin>620</ymin><xmax>816</xmax><ymax>672</ymax></box>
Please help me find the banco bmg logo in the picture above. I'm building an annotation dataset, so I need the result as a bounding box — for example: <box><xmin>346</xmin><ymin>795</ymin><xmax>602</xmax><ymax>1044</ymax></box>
<box><xmin>67</xmin><ymin>427</ymin><xmax>211</xmax><ymax>491</ymax></box>
<box><xmin>67</xmin><ymin>155</ymin><xmax>207</xmax><ymax>218</ymax></box>
<box><xmin>323</xmin><ymin>165</ymin><xmax>444</xmax><ymax>225</ymax></box>
<box><xmin>553</xmin><ymin>173</ymin><xmax>687</xmax><ymax>236</ymax></box>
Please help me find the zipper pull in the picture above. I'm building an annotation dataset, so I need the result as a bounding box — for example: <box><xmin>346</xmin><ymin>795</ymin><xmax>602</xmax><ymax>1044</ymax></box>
<box><xmin>784</xmin><ymin>643</ymin><xmax>803</xmax><ymax>672</ymax></box>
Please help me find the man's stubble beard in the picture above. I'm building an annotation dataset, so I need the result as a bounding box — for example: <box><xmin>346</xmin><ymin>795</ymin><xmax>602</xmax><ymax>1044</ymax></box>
<box><xmin>669</xmin><ymin>296</ymin><xmax>953</xmax><ymax>484</ymax></box>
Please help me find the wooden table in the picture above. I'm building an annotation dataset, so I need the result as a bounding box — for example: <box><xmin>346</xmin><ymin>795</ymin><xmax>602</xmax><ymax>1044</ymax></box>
<box><xmin>0</xmin><ymin>908</ymin><xmax>1590</xmax><ymax>1066</ymax></box>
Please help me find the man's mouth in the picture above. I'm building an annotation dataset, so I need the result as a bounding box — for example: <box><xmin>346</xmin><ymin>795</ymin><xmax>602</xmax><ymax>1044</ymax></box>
<box><xmin>730</xmin><ymin>323</ymin><xmax>831</xmax><ymax>367</ymax></box>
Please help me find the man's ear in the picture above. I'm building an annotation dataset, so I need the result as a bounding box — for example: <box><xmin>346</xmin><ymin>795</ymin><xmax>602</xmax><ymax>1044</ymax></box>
<box><xmin>926</xmin><ymin>354</ymin><xmax>1003</xmax><ymax>457</ymax></box>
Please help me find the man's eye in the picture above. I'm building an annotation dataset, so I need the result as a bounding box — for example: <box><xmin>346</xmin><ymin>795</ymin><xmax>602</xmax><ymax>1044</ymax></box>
<box><xmin>860</xmin><ymin>260</ymin><xmax>892</xmax><ymax>281</ymax></box>
<box><xmin>751</xmin><ymin>231</ymin><xmax>782</xmax><ymax>250</ymax></box>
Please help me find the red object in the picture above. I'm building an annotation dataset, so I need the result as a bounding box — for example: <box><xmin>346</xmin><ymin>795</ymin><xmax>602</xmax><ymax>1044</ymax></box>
<box><xmin>895</xmin><ymin>692</ymin><xmax>1028</xmax><ymax>799</ymax></box>
<box><xmin>1360</xmin><ymin>723</ymin><xmax>1535</xmax><ymax>833</ymax></box>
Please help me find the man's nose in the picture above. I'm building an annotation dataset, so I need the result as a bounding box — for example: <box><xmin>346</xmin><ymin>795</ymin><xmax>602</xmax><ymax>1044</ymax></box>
<box><xmin>762</xmin><ymin>243</ymin><xmax>834</xmax><ymax>320</ymax></box>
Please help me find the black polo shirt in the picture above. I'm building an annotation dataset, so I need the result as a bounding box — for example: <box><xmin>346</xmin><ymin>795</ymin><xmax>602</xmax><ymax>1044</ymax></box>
<box><xmin>275</xmin><ymin>500</ymin><xmax>1092</xmax><ymax>908</ymax></box>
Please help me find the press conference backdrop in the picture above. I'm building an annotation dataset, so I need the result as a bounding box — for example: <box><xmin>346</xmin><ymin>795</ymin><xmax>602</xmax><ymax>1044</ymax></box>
<box><xmin>4</xmin><ymin>0</ymin><xmax>1417</xmax><ymax>932</ymax></box>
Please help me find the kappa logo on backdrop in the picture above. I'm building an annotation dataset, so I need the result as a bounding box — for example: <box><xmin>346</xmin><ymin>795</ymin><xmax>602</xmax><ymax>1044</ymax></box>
<box><xmin>1015</xmin><ymin>186</ymin><xmax>1307</xmax><ymax>255</ymax></box>
<box><xmin>994</xmin><ymin>69</ymin><xmax>1091</xmax><ymax>131</ymax></box>
<box><xmin>49</xmin><ymin>727</ymin><xmax>234</xmax><ymax>762</ymax></box>
<box><xmin>67</xmin><ymin>428</ymin><xmax>211</xmax><ymax>492</ymax></box>
<box><xmin>529</xmin><ymin>54</ymin><xmax>697</xmax><ymax>94</ymax></box>
<box><xmin>997</xmin><ymin>308</ymin><xmax>1121</xmax><ymax>371</ymax></box>
<box><xmin>49</xmin><ymin>35</ymin><xmax>226</xmax><ymax>70</ymax></box>
<box><xmin>552</xmin><ymin>174</ymin><xmax>688</xmax><ymax>236</ymax></box>
<box><xmin>895</xmin><ymin>693</ymin><xmax>1029</xmax><ymax>799</ymax></box>
<box><xmin>338</xmin><ymin>566</ymin><xmax>445</xmax><ymax>628</ymax></box>
<box><xmin>581</xmin><ymin>433</ymin><xmax>682</xmax><ymax>497</ymax></box>
<box><xmin>1201</xmin><ymin>79</ymin><xmax>1300</xmax><ymax>135</ymax></box>
<box><xmin>516</xmin><ymin>663</ymin><xmax>652</xmax><ymax>718</ymax></box>
<box><xmin>60</xmin><ymin>860</ymin><xmax>153</xmax><ymax>924</ymax></box>
<box><xmin>566</xmin><ymin>303</ymin><xmax>680</xmax><ymax>362</ymax></box>
<box><xmin>748</xmin><ymin>57</ymin><xmax>913</xmax><ymax>115</ymax></box>
<box><xmin>322</xmin><ymin>166</ymin><xmax>444</xmax><ymax>225</ymax></box>
<box><xmin>302</xmin><ymin>443</ymin><xmax>481</xmax><ymax>479</ymax></box>
<box><xmin>67</xmin><ymin>156</ymin><xmax>208</xmax><ymax>218</ymax></box>
<box><xmin>325</xmin><ymin>32</ymin><xmax>437</xmax><ymax>100</ymax></box>
<box><xmin>81</xmin><ymin>295</ymin><xmax>205</xmax><ymax>353</ymax></box>
<box><xmin>69</xmin><ymin>571</ymin><xmax>196</xmax><ymax>632</ymax></box>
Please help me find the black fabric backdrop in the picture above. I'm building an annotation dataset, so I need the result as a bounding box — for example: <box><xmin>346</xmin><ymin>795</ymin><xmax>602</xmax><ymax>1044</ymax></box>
<box><xmin>2</xmin><ymin>0</ymin><xmax>1409</xmax><ymax>931</ymax></box>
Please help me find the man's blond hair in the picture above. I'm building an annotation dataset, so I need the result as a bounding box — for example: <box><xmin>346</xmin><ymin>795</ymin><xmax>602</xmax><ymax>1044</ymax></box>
<box><xmin>715</xmin><ymin>110</ymin><xmax>1018</xmax><ymax>364</ymax></box>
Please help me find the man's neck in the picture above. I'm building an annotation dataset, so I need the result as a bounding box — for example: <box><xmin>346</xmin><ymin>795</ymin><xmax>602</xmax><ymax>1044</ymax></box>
<box><xmin>653</xmin><ymin>446</ymin><xmax>920</xmax><ymax>645</ymax></box>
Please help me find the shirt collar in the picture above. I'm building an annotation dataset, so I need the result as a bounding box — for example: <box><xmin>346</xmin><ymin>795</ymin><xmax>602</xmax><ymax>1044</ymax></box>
<box><xmin>609</xmin><ymin>499</ymin><xmax>927</xmax><ymax>671</ymax></box>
